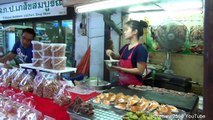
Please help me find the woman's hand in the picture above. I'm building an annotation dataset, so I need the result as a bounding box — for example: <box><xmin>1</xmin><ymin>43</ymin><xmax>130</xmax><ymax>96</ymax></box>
<box><xmin>106</xmin><ymin>49</ymin><xmax>114</xmax><ymax>57</ymax></box>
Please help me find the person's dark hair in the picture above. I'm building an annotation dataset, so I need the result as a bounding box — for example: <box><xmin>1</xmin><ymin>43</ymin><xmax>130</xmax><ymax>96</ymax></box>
<box><xmin>22</xmin><ymin>28</ymin><xmax>36</xmax><ymax>38</ymax></box>
<box><xmin>126</xmin><ymin>20</ymin><xmax>148</xmax><ymax>39</ymax></box>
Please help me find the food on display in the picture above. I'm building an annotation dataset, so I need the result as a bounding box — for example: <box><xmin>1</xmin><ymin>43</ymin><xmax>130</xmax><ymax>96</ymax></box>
<box><xmin>32</xmin><ymin>50</ymin><xmax>42</xmax><ymax>59</ymax></box>
<box><xmin>22</xmin><ymin>96</ymin><xmax>36</xmax><ymax>108</ymax></box>
<box><xmin>69</xmin><ymin>96</ymin><xmax>94</xmax><ymax>116</ymax></box>
<box><xmin>54</xmin><ymin>85</ymin><xmax>71</xmax><ymax>106</ymax></box>
<box><xmin>43</xmin><ymin>80</ymin><xmax>61</xmax><ymax>99</ymax></box>
<box><xmin>128</xmin><ymin>85</ymin><xmax>196</xmax><ymax>97</ymax></box>
<box><xmin>32</xmin><ymin>41</ymin><xmax>42</xmax><ymax>50</ymax></box>
<box><xmin>12</xmin><ymin>92</ymin><xmax>26</xmax><ymax>103</ymax></box>
<box><xmin>123</xmin><ymin>111</ymin><xmax>162</xmax><ymax>120</ymax></box>
<box><xmin>42</xmin><ymin>57</ymin><xmax>52</xmax><ymax>69</ymax></box>
<box><xmin>33</xmin><ymin>73</ymin><xmax>45</xmax><ymax>97</ymax></box>
<box><xmin>92</xmin><ymin>92</ymin><xmax>179</xmax><ymax>116</ymax></box>
<box><xmin>52</xmin><ymin>57</ymin><xmax>67</xmax><ymax>70</ymax></box>
<box><xmin>42</xmin><ymin>43</ymin><xmax>52</xmax><ymax>56</ymax></box>
<box><xmin>32</xmin><ymin>58</ymin><xmax>42</xmax><ymax>67</ymax></box>
<box><xmin>51</xmin><ymin>44</ymin><xmax>66</xmax><ymax>57</ymax></box>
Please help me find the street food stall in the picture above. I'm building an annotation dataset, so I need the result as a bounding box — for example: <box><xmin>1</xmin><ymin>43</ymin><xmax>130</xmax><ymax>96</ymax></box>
<box><xmin>0</xmin><ymin>0</ymin><xmax>208</xmax><ymax>119</ymax></box>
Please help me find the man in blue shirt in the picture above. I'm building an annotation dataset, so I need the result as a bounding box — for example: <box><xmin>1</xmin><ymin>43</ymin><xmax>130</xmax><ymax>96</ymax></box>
<box><xmin>0</xmin><ymin>28</ymin><xmax>35</xmax><ymax>66</ymax></box>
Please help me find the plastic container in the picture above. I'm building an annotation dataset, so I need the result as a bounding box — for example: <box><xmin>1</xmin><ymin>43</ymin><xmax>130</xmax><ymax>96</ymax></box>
<box><xmin>51</xmin><ymin>44</ymin><xmax>66</xmax><ymax>57</ymax></box>
<box><xmin>42</xmin><ymin>56</ymin><xmax>52</xmax><ymax>69</ymax></box>
<box><xmin>32</xmin><ymin>41</ymin><xmax>42</xmax><ymax>50</ymax></box>
<box><xmin>42</xmin><ymin>43</ymin><xmax>52</xmax><ymax>56</ymax></box>
<box><xmin>32</xmin><ymin>58</ymin><xmax>42</xmax><ymax>67</ymax></box>
<box><xmin>52</xmin><ymin>57</ymin><xmax>67</xmax><ymax>70</ymax></box>
<box><xmin>12</xmin><ymin>92</ymin><xmax>26</xmax><ymax>103</ymax></box>
<box><xmin>32</xmin><ymin>50</ymin><xmax>42</xmax><ymax>58</ymax></box>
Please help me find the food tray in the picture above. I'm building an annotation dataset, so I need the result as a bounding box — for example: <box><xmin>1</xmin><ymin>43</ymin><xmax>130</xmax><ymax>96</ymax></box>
<box><xmin>87</xmin><ymin>95</ymin><xmax>186</xmax><ymax>120</ymax></box>
<box><xmin>68</xmin><ymin>106</ymin><xmax>123</xmax><ymax>120</ymax></box>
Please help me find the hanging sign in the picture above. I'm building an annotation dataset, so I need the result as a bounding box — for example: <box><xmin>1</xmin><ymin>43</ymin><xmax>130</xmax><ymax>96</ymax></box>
<box><xmin>0</xmin><ymin>0</ymin><xmax>67</xmax><ymax>21</ymax></box>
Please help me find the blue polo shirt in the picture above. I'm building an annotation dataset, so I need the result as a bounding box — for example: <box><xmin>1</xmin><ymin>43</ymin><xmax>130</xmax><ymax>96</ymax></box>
<box><xmin>11</xmin><ymin>41</ymin><xmax>33</xmax><ymax>64</ymax></box>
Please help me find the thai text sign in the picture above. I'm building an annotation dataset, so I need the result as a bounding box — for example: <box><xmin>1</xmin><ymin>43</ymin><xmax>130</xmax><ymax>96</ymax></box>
<box><xmin>0</xmin><ymin>0</ymin><xmax>67</xmax><ymax>21</ymax></box>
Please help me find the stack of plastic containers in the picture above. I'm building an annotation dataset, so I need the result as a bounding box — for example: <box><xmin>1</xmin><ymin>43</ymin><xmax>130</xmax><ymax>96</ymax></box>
<box><xmin>51</xmin><ymin>44</ymin><xmax>67</xmax><ymax>70</ymax></box>
<box><xmin>31</xmin><ymin>41</ymin><xmax>67</xmax><ymax>70</ymax></box>
<box><xmin>32</xmin><ymin>41</ymin><xmax>43</xmax><ymax>67</ymax></box>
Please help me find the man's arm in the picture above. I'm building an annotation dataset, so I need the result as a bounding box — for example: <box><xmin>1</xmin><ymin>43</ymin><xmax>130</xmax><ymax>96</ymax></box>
<box><xmin>0</xmin><ymin>52</ymin><xmax>16</xmax><ymax>63</ymax></box>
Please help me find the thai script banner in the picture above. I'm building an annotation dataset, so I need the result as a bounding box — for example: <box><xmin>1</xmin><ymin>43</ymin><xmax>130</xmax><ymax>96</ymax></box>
<box><xmin>0</xmin><ymin>0</ymin><xmax>67</xmax><ymax>21</ymax></box>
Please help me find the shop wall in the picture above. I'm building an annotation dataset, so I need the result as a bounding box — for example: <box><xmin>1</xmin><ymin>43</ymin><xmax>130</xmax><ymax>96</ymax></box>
<box><xmin>75</xmin><ymin>12</ymin><xmax>104</xmax><ymax>79</ymax></box>
<box><xmin>149</xmin><ymin>52</ymin><xmax>203</xmax><ymax>85</ymax></box>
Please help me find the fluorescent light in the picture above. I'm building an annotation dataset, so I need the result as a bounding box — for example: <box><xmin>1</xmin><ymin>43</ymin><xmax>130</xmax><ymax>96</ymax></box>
<box><xmin>75</xmin><ymin>0</ymin><xmax>153</xmax><ymax>13</ymax></box>
<box><xmin>128</xmin><ymin>5</ymin><xmax>161</xmax><ymax>12</ymax></box>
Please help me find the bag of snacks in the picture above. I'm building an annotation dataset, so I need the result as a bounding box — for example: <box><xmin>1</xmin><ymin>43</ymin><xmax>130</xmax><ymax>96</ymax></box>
<box><xmin>23</xmin><ymin>108</ymin><xmax>43</xmax><ymax>120</ymax></box>
<box><xmin>3</xmin><ymin>68</ymin><xmax>18</xmax><ymax>87</ymax></box>
<box><xmin>16</xmin><ymin>105</ymin><xmax>31</xmax><ymax>119</ymax></box>
<box><xmin>33</xmin><ymin>72</ymin><xmax>45</xmax><ymax>97</ymax></box>
<box><xmin>19</xmin><ymin>70</ymin><xmax>35</xmax><ymax>92</ymax></box>
<box><xmin>11</xmin><ymin>68</ymin><xmax>25</xmax><ymax>89</ymax></box>
<box><xmin>53</xmin><ymin>85</ymin><xmax>71</xmax><ymax>106</ymax></box>
<box><xmin>43</xmin><ymin>74</ymin><xmax>62</xmax><ymax>99</ymax></box>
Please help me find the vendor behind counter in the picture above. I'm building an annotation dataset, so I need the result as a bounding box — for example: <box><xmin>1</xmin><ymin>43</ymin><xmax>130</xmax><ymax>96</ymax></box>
<box><xmin>0</xmin><ymin>28</ymin><xmax>35</xmax><ymax>68</ymax></box>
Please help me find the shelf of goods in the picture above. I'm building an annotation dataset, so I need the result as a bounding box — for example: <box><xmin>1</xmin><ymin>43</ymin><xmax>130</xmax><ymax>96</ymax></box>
<box><xmin>19</xmin><ymin>63</ymin><xmax>77</xmax><ymax>74</ymax></box>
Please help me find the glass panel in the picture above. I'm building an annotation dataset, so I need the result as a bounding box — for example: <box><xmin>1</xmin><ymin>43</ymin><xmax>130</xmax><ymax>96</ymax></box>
<box><xmin>35</xmin><ymin>21</ymin><xmax>59</xmax><ymax>43</ymax></box>
<box><xmin>62</xmin><ymin>20</ymin><xmax>73</xmax><ymax>67</ymax></box>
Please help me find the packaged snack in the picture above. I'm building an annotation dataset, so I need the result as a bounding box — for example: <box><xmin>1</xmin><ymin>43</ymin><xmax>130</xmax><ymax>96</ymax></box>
<box><xmin>11</xmin><ymin>69</ymin><xmax>25</xmax><ymax>89</ymax></box>
<box><xmin>43</xmin><ymin>74</ymin><xmax>61</xmax><ymax>99</ymax></box>
<box><xmin>12</xmin><ymin>92</ymin><xmax>26</xmax><ymax>103</ymax></box>
<box><xmin>16</xmin><ymin>105</ymin><xmax>30</xmax><ymax>119</ymax></box>
<box><xmin>33</xmin><ymin>72</ymin><xmax>45</xmax><ymax>97</ymax></box>
<box><xmin>3</xmin><ymin>89</ymin><xmax>15</xmax><ymax>98</ymax></box>
<box><xmin>22</xmin><ymin>96</ymin><xmax>36</xmax><ymax>108</ymax></box>
<box><xmin>43</xmin><ymin>115</ymin><xmax>56</xmax><ymax>120</ymax></box>
<box><xmin>51</xmin><ymin>44</ymin><xmax>66</xmax><ymax>57</ymax></box>
<box><xmin>32</xmin><ymin>41</ymin><xmax>43</xmax><ymax>50</ymax></box>
<box><xmin>42</xmin><ymin>56</ymin><xmax>52</xmax><ymax>69</ymax></box>
<box><xmin>3</xmin><ymin>69</ymin><xmax>18</xmax><ymax>87</ymax></box>
<box><xmin>52</xmin><ymin>57</ymin><xmax>67</xmax><ymax>70</ymax></box>
<box><xmin>53</xmin><ymin>85</ymin><xmax>71</xmax><ymax>106</ymax></box>
<box><xmin>19</xmin><ymin>70</ymin><xmax>35</xmax><ymax>92</ymax></box>
<box><xmin>23</xmin><ymin>108</ymin><xmax>43</xmax><ymax>120</ymax></box>
<box><xmin>42</xmin><ymin>43</ymin><xmax>52</xmax><ymax>56</ymax></box>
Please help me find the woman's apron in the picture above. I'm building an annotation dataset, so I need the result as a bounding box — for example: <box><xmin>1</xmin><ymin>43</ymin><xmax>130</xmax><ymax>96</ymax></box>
<box><xmin>118</xmin><ymin>44</ymin><xmax>148</xmax><ymax>86</ymax></box>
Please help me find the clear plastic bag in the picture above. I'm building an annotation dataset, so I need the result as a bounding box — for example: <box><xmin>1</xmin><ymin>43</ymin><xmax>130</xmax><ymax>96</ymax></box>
<box><xmin>11</xmin><ymin>68</ymin><xmax>25</xmax><ymax>89</ymax></box>
<box><xmin>19</xmin><ymin>69</ymin><xmax>35</xmax><ymax>92</ymax></box>
<box><xmin>12</xmin><ymin>91</ymin><xmax>26</xmax><ymax>103</ymax></box>
<box><xmin>3</xmin><ymin>89</ymin><xmax>15</xmax><ymax>99</ymax></box>
<box><xmin>3</xmin><ymin>68</ymin><xmax>18</xmax><ymax>87</ymax></box>
<box><xmin>43</xmin><ymin>115</ymin><xmax>56</xmax><ymax>120</ymax></box>
<box><xmin>16</xmin><ymin>105</ymin><xmax>31</xmax><ymax>119</ymax></box>
<box><xmin>23</xmin><ymin>108</ymin><xmax>43</xmax><ymax>120</ymax></box>
<box><xmin>22</xmin><ymin>96</ymin><xmax>36</xmax><ymax>108</ymax></box>
<box><xmin>33</xmin><ymin>72</ymin><xmax>45</xmax><ymax>97</ymax></box>
<box><xmin>53</xmin><ymin>85</ymin><xmax>71</xmax><ymax>106</ymax></box>
<box><xmin>43</xmin><ymin>73</ymin><xmax>62</xmax><ymax>99</ymax></box>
